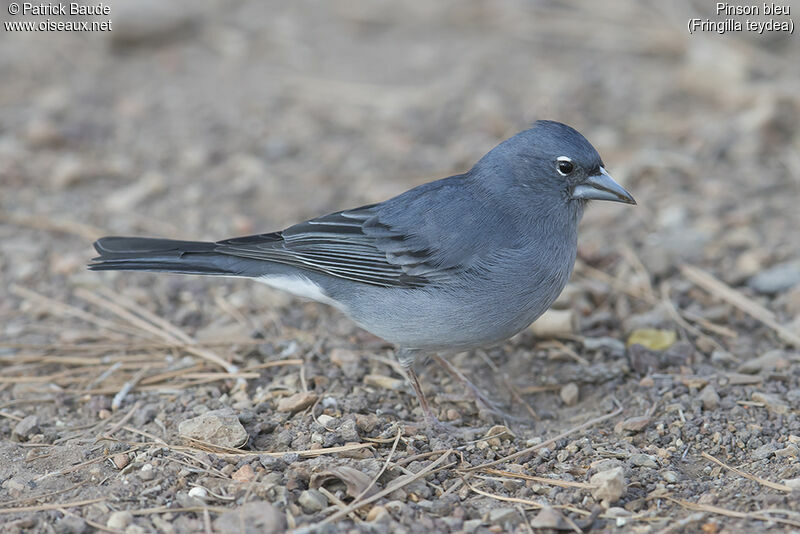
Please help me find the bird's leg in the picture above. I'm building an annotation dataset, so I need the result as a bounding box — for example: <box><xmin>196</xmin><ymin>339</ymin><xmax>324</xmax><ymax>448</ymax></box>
<box><xmin>433</xmin><ymin>354</ymin><xmax>524</xmax><ymax>423</ymax></box>
<box><xmin>397</xmin><ymin>348</ymin><xmax>448</xmax><ymax>431</ymax></box>
<box><xmin>404</xmin><ymin>365</ymin><xmax>438</xmax><ymax>426</ymax></box>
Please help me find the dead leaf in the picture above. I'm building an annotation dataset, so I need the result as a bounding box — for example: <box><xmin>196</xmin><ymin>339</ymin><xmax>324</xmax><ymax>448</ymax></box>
<box><xmin>627</xmin><ymin>329</ymin><xmax>677</xmax><ymax>350</ymax></box>
<box><xmin>310</xmin><ymin>466</ymin><xmax>378</xmax><ymax>499</ymax></box>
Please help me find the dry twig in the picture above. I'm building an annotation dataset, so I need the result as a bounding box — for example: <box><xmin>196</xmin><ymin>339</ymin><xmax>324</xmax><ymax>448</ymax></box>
<box><xmin>0</xmin><ymin>498</ymin><xmax>105</xmax><ymax>515</ymax></box>
<box><xmin>700</xmin><ymin>451</ymin><xmax>793</xmax><ymax>492</ymax></box>
<box><xmin>681</xmin><ymin>264</ymin><xmax>800</xmax><ymax>347</ymax></box>
<box><xmin>669</xmin><ymin>497</ymin><xmax>800</xmax><ymax>528</ymax></box>
<box><xmin>75</xmin><ymin>287</ymin><xmax>240</xmax><ymax>374</ymax></box>
<box><xmin>464</xmin><ymin>405</ymin><xmax>623</xmax><ymax>472</ymax></box>
<box><xmin>481</xmin><ymin>468</ymin><xmax>594</xmax><ymax>490</ymax></box>
<box><xmin>313</xmin><ymin>449</ymin><xmax>454</xmax><ymax>526</ymax></box>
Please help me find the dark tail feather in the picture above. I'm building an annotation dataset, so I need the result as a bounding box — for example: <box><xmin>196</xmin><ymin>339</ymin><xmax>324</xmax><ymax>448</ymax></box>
<box><xmin>89</xmin><ymin>237</ymin><xmax>244</xmax><ymax>276</ymax></box>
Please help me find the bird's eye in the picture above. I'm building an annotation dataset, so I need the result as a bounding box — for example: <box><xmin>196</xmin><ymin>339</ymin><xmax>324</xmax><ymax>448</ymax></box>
<box><xmin>556</xmin><ymin>157</ymin><xmax>574</xmax><ymax>176</ymax></box>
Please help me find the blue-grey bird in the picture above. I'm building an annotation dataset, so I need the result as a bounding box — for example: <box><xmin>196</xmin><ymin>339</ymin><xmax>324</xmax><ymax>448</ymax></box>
<box><xmin>90</xmin><ymin>120</ymin><xmax>635</xmax><ymax>426</ymax></box>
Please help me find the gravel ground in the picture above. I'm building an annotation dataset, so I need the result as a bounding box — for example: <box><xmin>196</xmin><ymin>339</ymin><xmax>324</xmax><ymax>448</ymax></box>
<box><xmin>2</xmin><ymin>1</ymin><xmax>800</xmax><ymax>532</ymax></box>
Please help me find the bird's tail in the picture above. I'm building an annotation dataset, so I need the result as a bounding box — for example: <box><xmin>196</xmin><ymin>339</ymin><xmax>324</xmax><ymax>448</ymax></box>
<box><xmin>89</xmin><ymin>237</ymin><xmax>244</xmax><ymax>276</ymax></box>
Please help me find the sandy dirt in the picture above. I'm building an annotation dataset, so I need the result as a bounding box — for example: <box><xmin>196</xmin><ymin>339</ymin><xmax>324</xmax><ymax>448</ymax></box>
<box><xmin>2</xmin><ymin>1</ymin><xmax>800</xmax><ymax>532</ymax></box>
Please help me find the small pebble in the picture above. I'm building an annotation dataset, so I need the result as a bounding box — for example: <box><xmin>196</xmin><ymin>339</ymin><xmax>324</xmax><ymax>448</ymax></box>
<box><xmin>55</xmin><ymin>515</ymin><xmax>87</xmax><ymax>534</ymax></box>
<box><xmin>711</xmin><ymin>350</ymin><xmax>738</xmax><ymax>365</ymax></box>
<box><xmin>276</xmin><ymin>392</ymin><xmax>318</xmax><ymax>413</ymax></box>
<box><xmin>748</xmin><ymin>261</ymin><xmax>800</xmax><ymax>294</ymax></box>
<box><xmin>298</xmin><ymin>489</ymin><xmax>328</xmax><ymax>513</ymax></box>
<box><xmin>3</xmin><ymin>478</ymin><xmax>25</xmax><ymax>495</ymax></box>
<box><xmin>699</xmin><ymin>385</ymin><xmax>720</xmax><ymax>410</ymax></box>
<box><xmin>485</xmin><ymin>425</ymin><xmax>514</xmax><ymax>447</ymax></box>
<box><xmin>639</xmin><ymin>376</ymin><xmax>655</xmax><ymax>387</ymax></box>
<box><xmin>107</xmin><ymin>511</ymin><xmax>133</xmax><ymax>530</ymax></box>
<box><xmin>529</xmin><ymin>506</ymin><xmax>569</xmax><ymax>530</ymax></box>
<box><xmin>591</xmin><ymin>466</ymin><xmax>626</xmax><ymax>506</ymax></box>
<box><xmin>615</xmin><ymin>415</ymin><xmax>651</xmax><ymax>434</ymax></box>
<box><xmin>338</xmin><ymin>419</ymin><xmax>360</xmax><ymax>442</ymax></box>
<box><xmin>629</xmin><ymin>453</ymin><xmax>658</xmax><ymax>469</ymax></box>
<box><xmin>560</xmin><ymin>382</ymin><xmax>579</xmax><ymax>406</ymax></box>
<box><xmin>112</xmin><ymin>454</ymin><xmax>130</xmax><ymax>470</ymax></box>
<box><xmin>188</xmin><ymin>487</ymin><xmax>208</xmax><ymax>500</ymax></box>
<box><xmin>752</xmin><ymin>443</ymin><xmax>778</xmax><ymax>460</ymax></box>
<box><xmin>661</xmin><ymin>471</ymin><xmax>679</xmax><ymax>483</ymax></box>
<box><xmin>13</xmin><ymin>415</ymin><xmax>40</xmax><ymax>439</ymax></box>
<box><xmin>582</xmin><ymin>336</ymin><xmax>626</xmax><ymax>356</ymax></box>
<box><xmin>364</xmin><ymin>374</ymin><xmax>404</xmax><ymax>390</ymax></box>
<box><xmin>232</xmin><ymin>464</ymin><xmax>255</xmax><ymax>482</ymax></box>
<box><xmin>213</xmin><ymin>501</ymin><xmax>285</xmax><ymax>533</ymax></box>
<box><xmin>446</xmin><ymin>408</ymin><xmax>461</xmax><ymax>421</ymax></box>
<box><xmin>487</xmin><ymin>507</ymin><xmax>520</xmax><ymax>525</ymax></box>
<box><xmin>752</xmin><ymin>392</ymin><xmax>789</xmax><ymax>414</ymax></box>
<box><xmin>330</xmin><ymin>348</ymin><xmax>361</xmax><ymax>378</ymax></box>
<box><xmin>366</xmin><ymin>505</ymin><xmax>389</xmax><ymax>522</ymax></box>
<box><xmin>463</xmin><ymin>519</ymin><xmax>483</xmax><ymax>533</ymax></box>
<box><xmin>737</xmin><ymin>350</ymin><xmax>788</xmax><ymax>374</ymax></box>
<box><xmin>355</xmin><ymin>413</ymin><xmax>378</xmax><ymax>432</ymax></box>
<box><xmin>317</xmin><ymin>414</ymin><xmax>337</xmax><ymax>427</ymax></box>
<box><xmin>178</xmin><ymin>409</ymin><xmax>248</xmax><ymax>448</ymax></box>
<box><xmin>139</xmin><ymin>463</ymin><xmax>155</xmax><ymax>481</ymax></box>
<box><xmin>781</xmin><ymin>477</ymin><xmax>800</xmax><ymax>490</ymax></box>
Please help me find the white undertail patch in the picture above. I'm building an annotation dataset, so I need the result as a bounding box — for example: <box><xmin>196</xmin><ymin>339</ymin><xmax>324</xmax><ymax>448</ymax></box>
<box><xmin>257</xmin><ymin>275</ymin><xmax>343</xmax><ymax>310</ymax></box>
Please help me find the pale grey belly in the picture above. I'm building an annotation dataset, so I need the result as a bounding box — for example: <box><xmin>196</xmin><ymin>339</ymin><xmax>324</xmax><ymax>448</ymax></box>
<box><xmin>254</xmin><ymin>241</ymin><xmax>577</xmax><ymax>351</ymax></box>
<box><xmin>335</xmin><ymin>276</ymin><xmax>569</xmax><ymax>350</ymax></box>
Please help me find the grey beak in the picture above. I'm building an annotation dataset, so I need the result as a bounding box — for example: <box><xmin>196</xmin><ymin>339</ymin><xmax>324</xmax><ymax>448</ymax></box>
<box><xmin>571</xmin><ymin>167</ymin><xmax>636</xmax><ymax>205</ymax></box>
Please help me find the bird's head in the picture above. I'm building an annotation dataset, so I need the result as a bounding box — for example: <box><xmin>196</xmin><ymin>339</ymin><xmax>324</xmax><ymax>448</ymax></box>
<box><xmin>475</xmin><ymin>120</ymin><xmax>636</xmax><ymax>208</ymax></box>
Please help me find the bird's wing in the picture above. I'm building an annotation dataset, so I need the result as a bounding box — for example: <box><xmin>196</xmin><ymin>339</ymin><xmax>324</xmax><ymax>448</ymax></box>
<box><xmin>215</xmin><ymin>176</ymin><xmax>512</xmax><ymax>288</ymax></box>
<box><xmin>214</xmin><ymin>204</ymin><xmax>449</xmax><ymax>288</ymax></box>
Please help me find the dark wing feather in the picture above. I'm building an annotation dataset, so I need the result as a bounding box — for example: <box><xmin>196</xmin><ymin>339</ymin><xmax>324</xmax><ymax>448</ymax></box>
<box><xmin>214</xmin><ymin>174</ymin><xmax>509</xmax><ymax>288</ymax></box>
<box><xmin>214</xmin><ymin>204</ymin><xmax>450</xmax><ymax>288</ymax></box>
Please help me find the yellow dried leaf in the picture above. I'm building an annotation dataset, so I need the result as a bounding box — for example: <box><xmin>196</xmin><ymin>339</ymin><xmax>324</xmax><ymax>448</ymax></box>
<box><xmin>627</xmin><ymin>329</ymin><xmax>677</xmax><ymax>351</ymax></box>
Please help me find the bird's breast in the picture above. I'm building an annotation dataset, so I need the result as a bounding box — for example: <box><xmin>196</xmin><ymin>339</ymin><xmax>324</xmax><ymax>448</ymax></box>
<box><xmin>339</xmin><ymin>238</ymin><xmax>577</xmax><ymax>351</ymax></box>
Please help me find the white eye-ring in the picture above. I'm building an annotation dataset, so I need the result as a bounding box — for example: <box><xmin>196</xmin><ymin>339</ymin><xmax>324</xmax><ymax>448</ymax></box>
<box><xmin>556</xmin><ymin>156</ymin><xmax>574</xmax><ymax>176</ymax></box>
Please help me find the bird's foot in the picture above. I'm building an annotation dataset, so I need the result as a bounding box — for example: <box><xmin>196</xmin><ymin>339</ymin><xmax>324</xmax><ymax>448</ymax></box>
<box><xmin>472</xmin><ymin>391</ymin><xmax>529</xmax><ymax>425</ymax></box>
<box><xmin>433</xmin><ymin>354</ymin><xmax>528</xmax><ymax>425</ymax></box>
<box><xmin>421</xmin><ymin>414</ymin><xmax>466</xmax><ymax>447</ymax></box>
<box><xmin>423</xmin><ymin>413</ymin><xmax>458</xmax><ymax>434</ymax></box>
